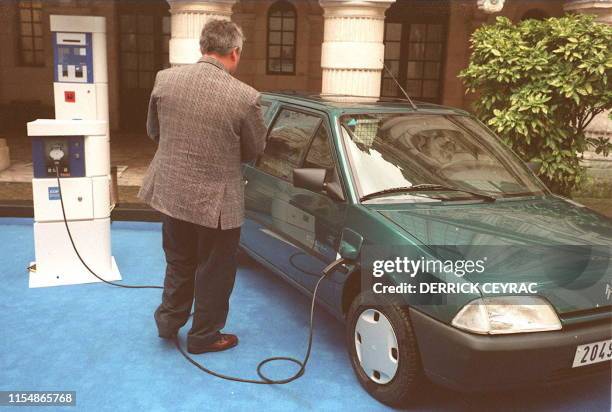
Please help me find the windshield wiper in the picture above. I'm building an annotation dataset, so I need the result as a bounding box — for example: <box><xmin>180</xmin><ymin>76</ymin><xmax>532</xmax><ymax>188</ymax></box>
<box><xmin>360</xmin><ymin>184</ymin><xmax>496</xmax><ymax>202</ymax></box>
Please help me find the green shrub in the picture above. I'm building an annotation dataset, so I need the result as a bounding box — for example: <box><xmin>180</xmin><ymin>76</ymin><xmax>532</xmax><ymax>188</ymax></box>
<box><xmin>460</xmin><ymin>14</ymin><xmax>612</xmax><ymax>195</ymax></box>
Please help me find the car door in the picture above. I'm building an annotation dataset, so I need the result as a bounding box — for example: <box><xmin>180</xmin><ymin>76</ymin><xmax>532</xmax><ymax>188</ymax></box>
<box><xmin>288</xmin><ymin>122</ymin><xmax>348</xmax><ymax>294</ymax></box>
<box><xmin>242</xmin><ymin>105</ymin><xmax>347</xmax><ymax>304</ymax></box>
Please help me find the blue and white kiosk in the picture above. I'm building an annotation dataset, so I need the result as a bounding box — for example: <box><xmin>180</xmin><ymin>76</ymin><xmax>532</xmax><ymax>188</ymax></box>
<box><xmin>27</xmin><ymin>15</ymin><xmax>120</xmax><ymax>288</ymax></box>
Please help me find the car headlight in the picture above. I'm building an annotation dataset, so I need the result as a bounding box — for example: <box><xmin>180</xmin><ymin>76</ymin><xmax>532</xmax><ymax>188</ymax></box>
<box><xmin>451</xmin><ymin>296</ymin><xmax>562</xmax><ymax>334</ymax></box>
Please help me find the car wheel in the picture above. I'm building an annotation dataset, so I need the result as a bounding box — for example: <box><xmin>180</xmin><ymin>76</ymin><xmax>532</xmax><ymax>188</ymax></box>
<box><xmin>346</xmin><ymin>291</ymin><xmax>423</xmax><ymax>407</ymax></box>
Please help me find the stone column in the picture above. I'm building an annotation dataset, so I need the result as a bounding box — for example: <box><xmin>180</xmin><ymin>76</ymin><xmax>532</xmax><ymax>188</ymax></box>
<box><xmin>319</xmin><ymin>0</ymin><xmax>395</xmax><ymax>98</ymax></box>
<box><xmin>167</xmin><ymin>0</ymin><xmax>237</xmax><ymax>66</ymax></box>
<box><xmin>564</xmin><ymin>1</ymin><xmax>612</xmax><ymax>24</ymax></box>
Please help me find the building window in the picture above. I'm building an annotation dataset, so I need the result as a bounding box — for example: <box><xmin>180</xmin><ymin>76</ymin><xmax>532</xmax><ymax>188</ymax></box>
<box><xmin>382</xmin><ymin>0</ymin><xmax>450</xmax><ymax>103</ymax></box>
<box><xmin>267</xmin><ymin>0</ymin><xmax>296</xmax><ymax>75</ymax></box>
<box><xmin>382</xmin><ymin>22</ymin><xmax>446</xmax><ymax>103</ymax></box>
<box><xmin>17</xmin><ymin>0</ymin><xmax>44</xmax><ymax>66</ymax></box>
<box><xmin>405</xmin><ymin>23</ymin><xmax>445</xmax><ymax>101</ymax></box>
<box><xmin>120</xmin><ymin>14</ymin><xmax>170</xmax><ymax>90</ymax></box>
<box><xmin>382</xmin><ymin>23</ymin><xmax>402</xmax><ymax>97</ymax></box>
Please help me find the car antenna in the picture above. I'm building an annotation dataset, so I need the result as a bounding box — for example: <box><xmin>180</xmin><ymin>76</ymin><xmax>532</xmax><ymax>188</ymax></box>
<box><xmin>380</xmin><ymin>59</ymin><xmax>418</xmax><ymax>111</ymax></box>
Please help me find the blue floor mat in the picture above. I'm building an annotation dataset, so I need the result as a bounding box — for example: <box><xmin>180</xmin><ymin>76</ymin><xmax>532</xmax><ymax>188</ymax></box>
<box><xmin>0</xmin><ymin>218</ymin><xmax>609</xmax><ymax>412</ymax></box>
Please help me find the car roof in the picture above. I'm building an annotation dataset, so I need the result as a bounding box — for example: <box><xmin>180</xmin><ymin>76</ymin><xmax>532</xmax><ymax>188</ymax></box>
<box><xmin>261</xmin><ymin>91</ymin><xmax>470</xmax><ymax>116</ymax></box>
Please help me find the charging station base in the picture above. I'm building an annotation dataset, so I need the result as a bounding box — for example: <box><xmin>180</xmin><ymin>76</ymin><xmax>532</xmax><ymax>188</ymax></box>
<box><xmin>28</xmin><ymin>256</ymin><xmax>121</xmax><ymax>288</ymax></box>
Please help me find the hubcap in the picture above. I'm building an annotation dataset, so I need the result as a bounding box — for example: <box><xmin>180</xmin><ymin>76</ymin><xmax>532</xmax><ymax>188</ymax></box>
<box><xmin>354</xmin><ymin>309</ymin><xmax>399</xmax><ymax>384</ymax></box>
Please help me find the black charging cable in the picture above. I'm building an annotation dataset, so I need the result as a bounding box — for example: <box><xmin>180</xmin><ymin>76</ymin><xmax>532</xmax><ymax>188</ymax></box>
<box><xmin>174</xmin><ymin>273</ymin><xmax>326</xmax><ymax>384</ymax></box>
<box><xmin>53</xmin><ymin>164</ymin><xmax>342</xmax><ymax>385</ymax></box>
<box><xmin>53</xmin><ymin>165</ymin><xmax>163</xmax><ymax>290</ymax></box>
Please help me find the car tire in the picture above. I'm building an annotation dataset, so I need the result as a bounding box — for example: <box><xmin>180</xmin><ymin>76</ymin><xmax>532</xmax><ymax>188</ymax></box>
<box><xmin>346</xmin><ymin>291</ymin><xmax>423</xmax><ymax>407</ymax></box>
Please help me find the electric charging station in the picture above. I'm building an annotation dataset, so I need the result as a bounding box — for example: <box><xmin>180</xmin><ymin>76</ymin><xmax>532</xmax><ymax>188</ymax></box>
<box><xmin>27</xmin><ymin>15</ymin><xmax>120</xmax><ymax>288</ymax></box>
<box><xmin>28</xmin><ymin>119</ymin><xmax>120</xmax><ymax>288</ymax></box>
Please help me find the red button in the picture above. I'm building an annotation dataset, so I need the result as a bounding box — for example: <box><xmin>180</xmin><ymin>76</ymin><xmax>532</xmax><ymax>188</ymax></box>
<box><xmin>64</xmin><ymin>91</ymin><xmax>75</xmax><ymax>103</ymax></box>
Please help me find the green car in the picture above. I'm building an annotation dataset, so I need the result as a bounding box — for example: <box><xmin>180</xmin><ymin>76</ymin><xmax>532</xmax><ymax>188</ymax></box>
<box><xmin>239</xmin><ymin>92</ymin><xmax>612</xmax><ymax>407</ymax></box>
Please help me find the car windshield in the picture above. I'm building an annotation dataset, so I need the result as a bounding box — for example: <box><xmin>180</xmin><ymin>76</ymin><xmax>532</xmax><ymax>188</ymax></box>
<box><xmin>340</xmin><ymin>113</ymin><xmax>546</xmax><ymax>201</ymax></box>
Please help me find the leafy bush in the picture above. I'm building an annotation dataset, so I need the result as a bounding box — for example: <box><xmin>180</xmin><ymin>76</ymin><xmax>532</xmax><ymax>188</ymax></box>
<box><xmin>587</xmin><ymin>135</ymin><xmax>612</xmax><ymax>157</ymax></box>
<box><xmin>460</xmin><ymin>14</ymin><xmax>612</xmax><ymax>195</ymax></box>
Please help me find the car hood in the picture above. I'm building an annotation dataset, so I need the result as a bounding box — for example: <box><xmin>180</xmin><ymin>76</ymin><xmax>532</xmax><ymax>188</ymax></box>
<box><xmin>372</xmin><ymin>197</ymin><xmax>612</xmax><ymax>314</ymax></box>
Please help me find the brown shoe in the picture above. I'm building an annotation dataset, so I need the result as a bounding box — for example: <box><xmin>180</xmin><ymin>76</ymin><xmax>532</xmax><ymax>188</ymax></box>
<box><xmin>187</xmin><ymin>334</ymin><xmax>238</xmax><ymax>354</ymax></box>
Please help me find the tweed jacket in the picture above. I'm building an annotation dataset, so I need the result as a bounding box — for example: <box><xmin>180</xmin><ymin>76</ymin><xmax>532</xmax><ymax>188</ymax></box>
<box><xmin>138</xmin><ymin>56</ymin><xmax>267</xmax><ymax>229</ymax></box>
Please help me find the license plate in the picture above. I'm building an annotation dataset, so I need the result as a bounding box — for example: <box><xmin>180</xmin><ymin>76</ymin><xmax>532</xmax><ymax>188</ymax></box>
<box><xmin>572</xmin><ymin>339</ymin><xmax>612</xmax><ymax>368</ymax></box>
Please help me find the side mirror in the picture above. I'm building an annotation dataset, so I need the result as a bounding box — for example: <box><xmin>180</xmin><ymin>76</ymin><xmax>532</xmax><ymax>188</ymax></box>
<box><xmin>293</xmin><ymin>168</ymin><xmax>325</xmax><ymax>192</ymax></box>
<box><xmin>339</xmin><ymin>228</ymin><xmax>363</xmax><ymax>261</ymax></box>
<box><xmin>293</xmin><ymin>168</ymin><xmax>345</xmax><ymax>201</ymax></box>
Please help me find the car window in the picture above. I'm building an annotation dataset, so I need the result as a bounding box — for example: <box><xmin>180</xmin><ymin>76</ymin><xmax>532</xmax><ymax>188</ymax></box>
<box><xmin>260</xmin><ymin>101</ymin><xmax>271</xmax><ymax>117</ymax></box>
<box><xmin>257</xmin><ymin>108</ymin><xmax>322</xmax><ymax>181</ymax></box>
<box><xmin>304</xmin><ymin>125</ymin><xmax>334</xmax><ymax>171</ymax></box>
<box><xmin>340</xmin><ymin>113</ymin><xmax>546</xmax><ymax>199</ymax></box>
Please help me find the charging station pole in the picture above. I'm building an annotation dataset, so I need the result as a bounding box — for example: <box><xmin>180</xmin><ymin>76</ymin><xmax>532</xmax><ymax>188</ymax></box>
<box><xmin>27</xmin><ymin>15</ymin><xmax>121</xmax><ymax>288</ymax></box>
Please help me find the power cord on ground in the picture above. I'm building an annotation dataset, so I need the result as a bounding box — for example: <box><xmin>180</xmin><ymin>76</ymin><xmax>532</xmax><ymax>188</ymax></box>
<box><xmin>52</xmin><ymin>164</ymin><xmax>335</xmax><ymax>385</ymax></box>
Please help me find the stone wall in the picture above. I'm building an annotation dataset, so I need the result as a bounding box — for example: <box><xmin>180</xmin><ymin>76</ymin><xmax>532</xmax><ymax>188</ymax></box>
<box><xmin>0</xmin><ymin>0</ymin><xmax>607</xmax><ymax>132</ymax></box>
<box><xmin>233</xmin><ymin>0</ymin><xmax>323</xmax><ymax>93</ymax></box>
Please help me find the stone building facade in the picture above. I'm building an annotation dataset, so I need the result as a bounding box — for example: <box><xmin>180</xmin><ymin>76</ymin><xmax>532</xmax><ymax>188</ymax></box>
<box><xmin>0</xmin><ymin>0</ymin><xmax>609</xmax><ymax>133</ymax></box>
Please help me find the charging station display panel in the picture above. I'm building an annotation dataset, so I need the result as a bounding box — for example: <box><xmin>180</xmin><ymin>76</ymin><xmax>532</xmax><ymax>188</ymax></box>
<box><xmin>53</xmin><ymin>32</ymin><xmax>94</xmax><ymax>84</ymax></box>
<box><xmin>31</xmin><ymin>136</ymin><xmax>85</xmax><ymax>178</ymax></box>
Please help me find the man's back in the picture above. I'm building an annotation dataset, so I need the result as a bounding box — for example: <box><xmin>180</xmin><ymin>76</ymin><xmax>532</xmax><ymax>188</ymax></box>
<box><xmin>149</xmin><ymin>19</ymin><xmax>265</xmax><ymax>355</ymax></box>
<box><xmin>138</xmin><ymin>56</ymin><xmax>267</xmax><ymax>229</ymax></box>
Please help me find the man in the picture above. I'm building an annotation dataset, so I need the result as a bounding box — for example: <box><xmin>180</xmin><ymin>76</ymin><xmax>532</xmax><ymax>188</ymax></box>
<box><xmin>138</xmin><ymin>19</ymin><xmax>267</xmax><ymax>354</ymax></box>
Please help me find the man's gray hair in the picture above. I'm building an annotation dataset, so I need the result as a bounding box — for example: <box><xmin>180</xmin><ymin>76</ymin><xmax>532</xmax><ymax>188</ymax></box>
<box><xmin>200</xmin><ymin>19</ymin><xmax>244</xmax><ymax>56</ymax></box>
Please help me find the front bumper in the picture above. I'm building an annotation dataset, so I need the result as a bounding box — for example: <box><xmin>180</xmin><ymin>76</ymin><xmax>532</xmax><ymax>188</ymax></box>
<box><xmin>410</xmin><ymin>308</ymin><xmax>612</xmax><ymax>392</ymax></box>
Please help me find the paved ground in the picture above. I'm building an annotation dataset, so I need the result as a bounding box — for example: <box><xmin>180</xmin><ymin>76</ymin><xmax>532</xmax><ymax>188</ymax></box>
<box><xmin>1</xmin><ymin>218</ymin><xmax>610</xmax><ymax>412</ymax></box>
